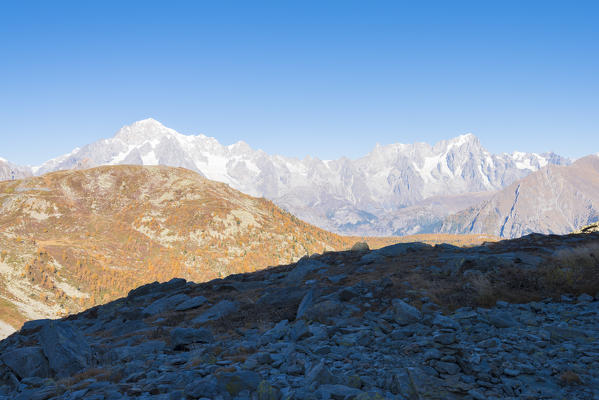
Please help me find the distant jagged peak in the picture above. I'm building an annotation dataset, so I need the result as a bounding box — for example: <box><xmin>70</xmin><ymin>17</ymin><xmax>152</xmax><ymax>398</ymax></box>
<box><xmin>227</xmin><ymin>140</ymin><xmax>253</xmax><ymax>154</ymax></box>
<box><xmin>113</xmin><ymin>118</ymin><xmax>180</xmax><ymax>144</ymax></box>
<box><xmin>367</xmin><ymin>133</ymin><xmax>483</xmax><ymax>159</ymax></box>
<box><xmin>434</xmin><ymin>133</ymin><xmax>482</xmax><ymax>152</ymax></box>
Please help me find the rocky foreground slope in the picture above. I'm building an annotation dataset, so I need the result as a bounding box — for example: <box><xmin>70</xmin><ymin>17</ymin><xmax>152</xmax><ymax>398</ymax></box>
<box><xmin>1</xmin><ymin>231</ymin><xmax>598</xmax><ymax>399</ymax></box>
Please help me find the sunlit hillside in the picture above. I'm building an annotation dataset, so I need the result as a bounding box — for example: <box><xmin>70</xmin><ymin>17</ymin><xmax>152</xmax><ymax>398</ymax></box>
<box><xmin>0</xmin><ymin>165</ymin><xmax>496</xmax><ymax>333</ymax></box>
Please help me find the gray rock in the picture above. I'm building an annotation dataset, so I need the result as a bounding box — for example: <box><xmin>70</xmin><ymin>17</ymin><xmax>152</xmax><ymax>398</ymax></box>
<box><xmin>143</xmin><ymin>293</ymin><xmax>190</xmax><ymax>315</ymax></box>
<box><xmin>433</xmin><ymin>361</ymin><xmax>461</xmax><ymax>375</ymax></box>
<box><xmin>376</xmin><ymin>242</ymin><xmax>431</xmax><ymax>257</ymax></box>
<box><xmin>359</xmin><ymin>252</ymin><xmax>385</xmax><ymax>265</ymax></box>
<box><xmin>184</xmin><ymin>376</ymin><xmax>218</xmax><ymax>398</ymax></box>
<box><xmin>170</xmin><ymin>327</ymin><xmax>213</xmax><ymax>350</ymax></box>
<box><xmin>337</xmin><ymin>287</ymin><xmax>358</xmax><ymax>302</ymax></box>
<box><xmin>0</xmin><ymin>347</ymin><xmax>50</xmax><ymax>379</ymax></box>
<box><xmin>192</xmin><ymin>300</ymin><xmax>238</xmax><ymax>324</ymax></box>
<box><xmin>485</xmin><ymin>311</ymin><xmax>519</xmax><ymax>328</ymax></box>
<box><xmin>284</xmin><ymin>259</ymin><xmax>329</xmax><ymax>283</ymax></box>
<box><xmin>433</xmin><ymin>331</ymin><xmax>457</xmax><ymax>345</ymax></box>
<box><xmin>290</xmin><ymin>320</ymin><xmax>311</xmax><ymax>341</ymax></box>
<box><xmin>432</xmin><ymin>314</ymin><xmax>460</xmax><ymax>330</ymax></box>
<box><xmin>128</xmin><ymin>278</ymin><xmax>187</xmax><ymax>299</ymax></box>
<box><xmin>39</xmin><ymin>322</ymin><xmax>92</xmax><ymax>378</ymax></box>
<box><xmin>301</xmin><ymin>300</ymin><xmax>344</xmax><ymax>323</ymax></box>
<box><xmin>216</xmin><ymin>371</ymin><xmax>261</xmax><ymax>396</ymax></box>
<box><xmin>351</xmin><ymin>242</ymin><xmax>370</xmax><ymax>252</ymax></box>
<box><xmin>305</xmin><ymin>360</ymin><xmax>337</xmax><ymax>385</ymax></box>
<box><xmin>577</xmin><ymin>293</ymin><xmax>594</xmax><ymax>303</ymax></box>
<box><xmin>262</xmin><ymin>319</ymin><xmax>289</xmax><ymax>342</ymax></box>
<box><xmin>327</xmin><ymin>274</ymin><xmax>347</xmax><ymax>284</ymax></box>
<box><xmin>545</xmin><ymin>325</ymin><xmax>589</xmax><ymax>342</ymax></box>
<box><xmin>423</xmin><ymin>348</ymin><xmax>443</xmax><ymax>361</ymax></box>
<box><xmin>103</xmin><ymin>340</ymin><xmax>166</xmax><ymax>364</ymax></box>
<box><xmin>392</xmin><ymin>299</ymin><xmax>422</xmax><ymax>325</ymax></box>
<box><xmin>14</xmin><ymin>385</ymin><xmax>61</xmax><ymax>400</ymax></box>
<box><xmin>296</xmin><ymin>289</ymin><xmax>314</xmax><ymax>320</ymax></box>
<box><xmin>318</xmin><ymin>384</ymin><xmax>363</xmax><ymax>399</ymax></box>
<box><xmin>468</xmin><ymin>389</ymin><xmax>487</xmax><ymax>400</ymax></box>
<box><xmin>175</xmin><ymin>296</ymin><xmax>208</xmax><ymax>311</ymax></box>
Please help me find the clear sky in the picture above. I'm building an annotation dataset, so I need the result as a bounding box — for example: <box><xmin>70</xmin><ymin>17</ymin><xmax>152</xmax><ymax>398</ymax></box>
<box><xmin>1</xmin><ymin>1</ymin><xmax>597</xmax><ymax>166</ymax></box>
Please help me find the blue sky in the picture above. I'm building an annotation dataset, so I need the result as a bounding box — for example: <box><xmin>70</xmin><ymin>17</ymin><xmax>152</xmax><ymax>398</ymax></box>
<box><xmin>1</xmin><ymin>1</ymin><xmax>597</xmax><ymax>165</ymax></box>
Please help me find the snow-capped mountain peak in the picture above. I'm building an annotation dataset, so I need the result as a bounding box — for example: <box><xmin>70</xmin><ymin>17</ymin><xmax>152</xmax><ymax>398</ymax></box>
<box><xmin>3</xmin><ymin>119</ymin><xmax>573</xmax><ymax>236</ymax></box>
<box><xmin>113</xmin><ymin>118</ymin><xmax>178</xmax><ymax>145</ymax></box>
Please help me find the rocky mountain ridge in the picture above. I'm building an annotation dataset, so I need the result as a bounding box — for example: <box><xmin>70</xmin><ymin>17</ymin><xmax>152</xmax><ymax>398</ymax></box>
<box><xmin>441</xmin><ymin>155</ymin><xmax>599</xmax><ymax>238</ymax></box>
<box><xmin>0</xmin><ymin>230</ymin><xmax>598</xmax><ymax>399</ymax></box>
<box><xmin>1</xmin><ymin>119</ymin><xmax>570</xmax><ymax>235</ymax></box>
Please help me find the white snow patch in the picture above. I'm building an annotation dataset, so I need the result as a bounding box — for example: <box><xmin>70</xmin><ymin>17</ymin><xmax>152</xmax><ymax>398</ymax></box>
<box><xmin>413</xmin><ymin>154</ymin><xmax>443</xmax><ymax>184</ymax></box>
<box><xmin>447</xmin><ymin>133</ymin><xmax>474</xmax><ymax>149</ymax></box>
<box><xmin>141</xmin><ymin>150</ymin><xmax>159</xmax><ymax>165</ymax></box>
<box><xmin>194</xmin><ymin>154</ymin><xmax>235</xmax><ymax>186</ymax></box>
<box><xmin>110</xmin><ymin>143</ymin><xmax>136</xmax><ymax>164</ymax></box>
<box><xmin>478</xmin><ymin>165</ymin><xmax>492</xmax><ymax>188</ymax></box>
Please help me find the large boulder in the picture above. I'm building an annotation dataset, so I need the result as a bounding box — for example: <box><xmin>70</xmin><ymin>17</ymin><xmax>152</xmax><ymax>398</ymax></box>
<box><xmin>170</xmin><ymin>327</ymin><xmax>213</xmax><ymax>350</ymax></box>
<box><xmin>392</xmin><ymin>299</ymin><xmax>422</xmax><ymax>326</ymax></box>
<box><xmin>39</xmin><ymin>322</ymin><xmax>92</xmax><ymax>378</ymax></box>
<box><xmin>192</xmin><ymin>300</ymin><xmax>238</xmax><ymax>324</ymax></box>
<box><xmin>284</xmin><ymin>258</ymin><xmax>329</xmax><ymax>283</ymax></box>
<box><xmin>175</xmin><ymin>296</ymin><xmax>208</xmax><ymax>311</ymax></box>
<box><xmin>376</xmin><ymin>242</ymin><xmax>432</xmax><ymax>258</ymax></box>
<box><xmin>216</xmin><ymin>370</ymin><xmax>261</xmax><ymax>396</ymax></box>
<box><xmin>142</xmin><ymin>293</ymin><xmax>190</xmax><ymax>316</ymax></box>
<box><xmin>0</xmin><ymin>347</ymin><xmax>50</xmax><ymax>379</ymax></box>
<box><xmin>351</xmin><ymin>242</ymin><xmax>370</xmax><ymax>252</ymax></box>
<box><xmin>301</xmin><ymin>300</ymin><xmax>344</xmax><ymax>323</ymax></box>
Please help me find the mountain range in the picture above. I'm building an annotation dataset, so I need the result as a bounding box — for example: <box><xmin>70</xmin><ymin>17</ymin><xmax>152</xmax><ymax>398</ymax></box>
<box><xmin>0</xmin><ymin>119</ymin><xmax>572</xmax><ymax>236</ymax></box>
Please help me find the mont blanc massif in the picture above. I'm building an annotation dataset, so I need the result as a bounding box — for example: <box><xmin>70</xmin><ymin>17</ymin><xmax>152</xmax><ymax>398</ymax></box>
<box><xmin>2</xmin><ymin>118</ymin><xmax>595</xmax><ymax>238</ymax></box>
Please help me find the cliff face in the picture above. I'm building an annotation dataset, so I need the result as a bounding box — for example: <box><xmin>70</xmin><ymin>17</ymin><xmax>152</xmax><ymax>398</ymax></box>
<box><xmin>441</xmin><ymin>155</ymin><xmax>599</xmax><ymax>238</ymax></box>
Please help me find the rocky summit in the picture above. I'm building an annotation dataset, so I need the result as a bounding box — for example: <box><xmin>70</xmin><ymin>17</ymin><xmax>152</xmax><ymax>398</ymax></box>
<box><xmin>1</xmin><ymin>231</ymin><xmax>598</xmax><ymax>399</ymax></box>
